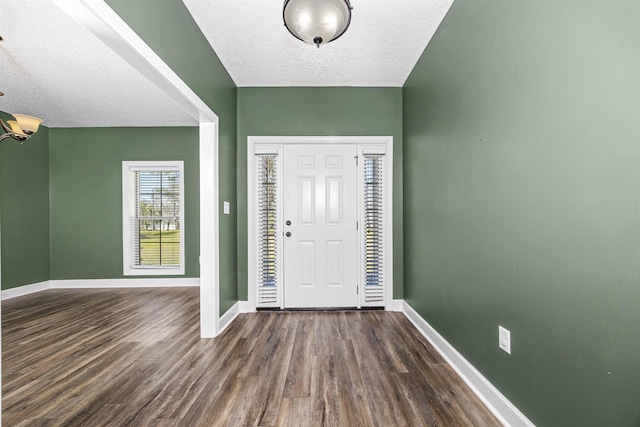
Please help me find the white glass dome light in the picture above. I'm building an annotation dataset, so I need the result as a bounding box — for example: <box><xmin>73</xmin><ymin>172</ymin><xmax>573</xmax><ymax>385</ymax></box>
<box><xmin>283</xmin><ymin>0</ymin><xmax>353</xmax><ymax>48</ymax></box>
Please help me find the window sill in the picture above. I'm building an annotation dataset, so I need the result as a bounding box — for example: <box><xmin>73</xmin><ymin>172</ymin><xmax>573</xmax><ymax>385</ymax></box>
<box><xmin>124</xmin><ymin>267</ymin><xmax>185</xmax><ymax>276</ymax></box>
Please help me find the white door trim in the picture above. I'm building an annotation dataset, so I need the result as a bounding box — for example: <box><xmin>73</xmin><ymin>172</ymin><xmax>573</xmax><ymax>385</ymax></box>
<box><xmin>247</xmin><ymin>136</ymin><xmax>393</xmax><ymax>311</ymax></box>
<box><xmin>51</xmin><ymin>0</ymin><xmax>220</xmax><ymax>337</ymax></box>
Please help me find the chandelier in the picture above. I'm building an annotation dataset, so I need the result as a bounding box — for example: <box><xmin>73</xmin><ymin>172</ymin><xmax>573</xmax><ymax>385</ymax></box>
<box><xmin>0</xmin><ymin>110</ymin><xmax>43</xmax><ymax>143</ymax></box>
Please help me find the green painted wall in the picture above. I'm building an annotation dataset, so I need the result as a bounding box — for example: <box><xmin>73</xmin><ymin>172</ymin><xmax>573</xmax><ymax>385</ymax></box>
<box><xmin>403</xmin><ymin>1</ymin><xmax>640</xmax><ymax>425</ymax></box>
<box><xmin>237</xmin><ymin>87</ymin><xmax>403</xmax><ymax>301</ymax></box>
<box><xmin>104</xmin><ymin>0</ymin><xmax>238</xmax><ymax>313</ymax></box>
<box><xmin>0</xmin><ymin>117</ymin><xmax>50</xmax><ymax>290</ymax></box>
<box><xmin>49</xmin><ymin>127</ymin><xmax>199</xmax><ymax>280</ymax></box>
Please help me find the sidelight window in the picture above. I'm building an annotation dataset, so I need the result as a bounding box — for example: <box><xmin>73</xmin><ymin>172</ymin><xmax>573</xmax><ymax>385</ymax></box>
<box><xmin>363</xmin><ymin>153</ymin><xmax>385</xmax><ymax>303</ymax></box>
<box><xmin>256</xmin><ymin>153</ymin><xmax>279</xmax><ymax>305</ymax></box>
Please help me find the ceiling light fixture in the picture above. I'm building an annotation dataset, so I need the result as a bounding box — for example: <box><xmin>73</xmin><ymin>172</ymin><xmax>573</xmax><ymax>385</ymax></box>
<box><xmin>0</xmin><ymin>94</ymin><xmax>43</xmax><ymax>144</ymax></box>
<box><xmin>0</xmin><ymin>113</ymin><xmax>43</xmax><ymax>143</ymax></box>
<box><xmin>283</xmin><ymin>0</ymin><xmax>352</xmax><ymax>48</ymax></box>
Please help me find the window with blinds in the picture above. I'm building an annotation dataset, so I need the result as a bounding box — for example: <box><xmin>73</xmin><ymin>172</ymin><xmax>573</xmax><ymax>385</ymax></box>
<box><xmin>363</xmin><ymin>154</ymin><xmax>384</xmax><ymax>303</ymax></box>
<box><xmin>256</xmin><ymin>154</ymin><xmax>279</xmax><ymax>306</ymax></box>
<box><xmin>122</xmin><ymin>161</ymin><xmax>185</xmax><ymax>276</ymax></box>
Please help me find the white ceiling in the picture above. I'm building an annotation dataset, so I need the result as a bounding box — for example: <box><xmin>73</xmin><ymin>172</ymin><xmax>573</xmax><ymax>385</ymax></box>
<box><xmin>183</xmin><ymin>0</ymin><xmax>454</xmax><ymax>87</ymax></box>
<box><xmin>0</xmin><ymin>0</ymin><xmax>197</xmax><ymax>127</ymax></box>
<box><xmin>0</xmin><ymin>0</ymin><xmax>453</xmax><ymax>128</ymax></box>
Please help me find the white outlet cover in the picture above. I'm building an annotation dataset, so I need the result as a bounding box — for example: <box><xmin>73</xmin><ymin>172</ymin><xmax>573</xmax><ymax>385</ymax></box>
<box><xmin>499</xmin><ymin>326</ymin><xmax>511</xmax><ymax>354</ymax></box>
<box><xmin>223</xmin><ymin>201</ymin><xmax>230</xmax><ymax>215</ymax></box>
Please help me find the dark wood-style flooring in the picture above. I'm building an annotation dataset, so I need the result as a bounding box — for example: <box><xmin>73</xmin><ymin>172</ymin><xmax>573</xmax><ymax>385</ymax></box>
<box><xmin>2</xmin><ymin>288</ymin><xmax>501</xmax><ymax>426</ymax></box>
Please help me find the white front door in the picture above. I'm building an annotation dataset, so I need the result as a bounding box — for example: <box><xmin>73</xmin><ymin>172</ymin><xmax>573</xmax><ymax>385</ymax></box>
<box><xmin>283</xmin><ymin>144</ymin><xmax>358</xmax><ymax>308</ymax></box>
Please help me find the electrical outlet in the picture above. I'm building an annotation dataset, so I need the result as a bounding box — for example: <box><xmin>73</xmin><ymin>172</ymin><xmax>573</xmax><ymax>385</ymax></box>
<box><xmin>499</xmin><ymin>326</ymin><xmax>511</xmax><ymax>354</ymax></box>
<box><xmin>223</xmin><ymin>201</ymin><xmax>230</xmax><ymax>215</ymax></box>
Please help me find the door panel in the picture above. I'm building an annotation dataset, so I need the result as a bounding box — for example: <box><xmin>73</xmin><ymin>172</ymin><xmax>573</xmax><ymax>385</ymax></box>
<box><xmin>299</xmin><ymin>178</ymin><xmax>315</xmax><ymax>225</ymax></box>
<box><xmin>326</xmin><ymin>177</ymin><xmax>343</xmax><ymax>224</ymax></box>
<box><xmin>326</xmin><ymin>241</ymin><xmax>343</xmax><ymax>287</ymax></box>
<box><xmin>299</xmin><ymin>241</ymin><xmax>315</xmax><ymax>287</ymax></box>
<box><xmin>283</xmin><ymin>144</ymin><xmax>358</xmax><ymax>308</ymax></box>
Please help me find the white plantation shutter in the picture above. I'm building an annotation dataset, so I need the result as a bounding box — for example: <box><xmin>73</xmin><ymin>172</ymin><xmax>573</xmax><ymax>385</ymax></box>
<box><xmin>363</xmin><ymin>154</ymin><xmax>385</xmax><ymax>304</ymax></box>
<box><xmin>256</xmin><ymin>153</ymin><xmax>279</xmax><ymax>306</ymax></box>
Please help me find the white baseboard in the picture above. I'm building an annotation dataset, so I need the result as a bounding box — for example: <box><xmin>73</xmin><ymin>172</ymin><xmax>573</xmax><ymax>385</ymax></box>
<box><xmin>2</xmin><ymin>281</ymin><xmax>52</xmax><ymax>300</ymax></box>
<box><xmin>52</xmin><ymin>278</ymin><xmax>200</xmax><ymax>289</ymax></box>
<box><xmin>385</xmin><ymin>298</ymin><xmax>404</xmax><ymax>312</ymax></box>
<box><xmin>219</xmin><ymin>301</ymin><xmax>240</xmax><ymax>333</ymax></box>
<box><xmin>402</xmin><ymin>301</ymin><xmax>534</xmax><ymax>427</ymax></box>
<box><xmin>238</xmin><ymin>300</ymin><xmax>255</xmax><ymax>312</ymax></box>
<box><xmin>2</xmin><ymin>278</ymin><xmax>200</xmax><ymax>300</ymax></box>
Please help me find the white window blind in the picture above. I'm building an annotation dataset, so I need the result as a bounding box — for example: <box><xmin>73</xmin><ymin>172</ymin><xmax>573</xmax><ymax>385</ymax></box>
<box><xmin>363</xmin><ymin>154</ymin><xmax>384</xmax><ymax>303</ymax></box>
<box><xmin>123</xmin><ymin>162</ymin><xmax>184</xmax><ymax>276</ymax></box>
<box><xmin>256</xmin><ymin>154</ymin><xmax>279</xmax><ymax>306</ymax></box>
<box><xmin>134</xmin><ymin>170</ymin><xmax>181</xmax><ymax>266</ymax></box>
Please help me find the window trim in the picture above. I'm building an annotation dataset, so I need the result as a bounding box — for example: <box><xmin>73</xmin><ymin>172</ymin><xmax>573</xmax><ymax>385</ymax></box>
<box><xmin>122</xmin><ymin>161</ymin><xmax>185</xmax><ymax>276</ymax></box>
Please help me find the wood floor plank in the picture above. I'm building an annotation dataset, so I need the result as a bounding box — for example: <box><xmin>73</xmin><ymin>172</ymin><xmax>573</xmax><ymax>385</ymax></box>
<box><xmin>332</xmin><ymin>339</ymin><xmax>375</xmax><ymax>427</ymax></box>
<box><xmin>14</xmin><ymin>418</ymin><xmax>54</xmax><ymax>427</ymax></box>
<box><xmin>386</xmin><ymin>311</ymin><xmax>446</xmax><ymax>364</ymax></box>
<box><xmin>239</xmin><ymin>326</ymin><xmax>296</xmax><ymax>426</ymax></box>
<box><xmin>432</xmin><ymin>363</ymin><xmax>501</xmax><ymax>426</ymax></box>
<box><xmin>360</xmin><ymin>311</ymin><xmax>409</xmax><ymax>373</ymax></box>
<box><xmin>283</xmin><ymin>313</ymin><xmax>314</xmax><ymax>398</ymax></box>
<box><xmin>2</xmin><ymin>289</ymin><xmax>502</xmax><ymax>426</ymax></box>
<box><xmin>390</xmin><ymin>372</ymin><xmax>442</xmax><ymax>426</ymax></box>
<box><xmin>308</xmin><ymin>355</ymin><xmax>333</xmax><ymax>425</ymax></box>
<box><xmin>312</xmin><ymin>312</ymin><xmax>334</xmax><ymax>356</ymax></box>
<box><xmin>349</xmin><ymin>328</ymin><xmax>414</xmax><ymax>427</ymax></box>
<box><xmin>225</xmin><ymin>377</ymin><xmax>261</xmax><ymax>427</ymax></box>
<box><xmin>276</xmin><ymin>397</ymin><xmax>311</xmax><ymax>427</ymax></box>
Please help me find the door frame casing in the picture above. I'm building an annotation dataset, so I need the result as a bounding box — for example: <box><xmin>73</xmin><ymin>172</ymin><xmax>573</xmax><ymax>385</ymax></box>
<box><xmin>247</xmin><ymin>136</ymin><xmax>393</xmax><ymax>311</ymax></box>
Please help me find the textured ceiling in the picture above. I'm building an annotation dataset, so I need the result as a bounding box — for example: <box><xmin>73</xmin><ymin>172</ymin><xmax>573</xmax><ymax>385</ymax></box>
<box><xmin>0</xmin><ymin>0</ymin><xmax>197</xmax><ymax>128</ymax></box>
<box><xmin>183</xmin><ymin>0</ymin><xmax>454</xmax><ymax>87</ymax></box>
<box><xmin>0</xmin><ymin>0</ymin><xmax>453</xmax><ymax>128</ymax></box>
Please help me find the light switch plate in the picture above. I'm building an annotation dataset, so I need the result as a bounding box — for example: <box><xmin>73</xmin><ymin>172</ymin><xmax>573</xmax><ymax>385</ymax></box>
<box><xmin>499</xmin><ymin>326</ymin><xmax>511</xmax><ymax>354</ymax></box>
<box><xmin>223</xmin><ymin>201</ymin><xmax>230</xmax><ymax>215</ymax></box>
